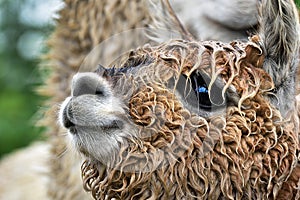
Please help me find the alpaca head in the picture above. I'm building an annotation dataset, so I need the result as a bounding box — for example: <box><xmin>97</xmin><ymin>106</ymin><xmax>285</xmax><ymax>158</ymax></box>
<box><xmin>59</xmin><ymin>0</ymin><xmax>299</xmax><ymax>199</ymax></box>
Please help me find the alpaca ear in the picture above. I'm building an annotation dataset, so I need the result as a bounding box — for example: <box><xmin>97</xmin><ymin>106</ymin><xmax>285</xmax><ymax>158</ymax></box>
<box><xmin>145</xmin><ymin>0</ymin><xmax>194</xmax><ymax>43</ymax></box>
<box><xmin>259</xmin><ymin>0</ymin><xmax>300</xmax><ymax>116</ymax></box>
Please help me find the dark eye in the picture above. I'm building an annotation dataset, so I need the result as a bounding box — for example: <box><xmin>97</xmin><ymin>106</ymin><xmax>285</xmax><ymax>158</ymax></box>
<box><xmin>190</xmin><ymin>71</ymin><xmax>211</xmax><ymax>110</ymax></box>
<box><xmin>170</xmin><ymin>71</ymin><xmax>225</xmax><ymax>112</ymax></box>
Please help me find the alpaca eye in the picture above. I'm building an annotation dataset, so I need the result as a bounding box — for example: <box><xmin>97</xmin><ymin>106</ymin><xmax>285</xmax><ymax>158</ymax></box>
<box><xmin>190</xmin><ymin>71</ymin><xmax>211</xmax><ymax>110</ymax></box>
<box><xmin>171</xmin><ymin>71</ymin><xmax>225</xmax><ymax>113</ymax></box>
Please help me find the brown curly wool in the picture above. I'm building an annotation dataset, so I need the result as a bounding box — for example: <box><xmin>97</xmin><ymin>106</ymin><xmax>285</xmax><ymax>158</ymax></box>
<box><xmin>79</xmin><ymin>38</ymin><xmax>299</xmax><ymax>199</ymax></box>
<box><xmin>39</xmin><ymin>0</ymin><xmax>263</xmax><ymax>199</ymax></box>
<box><xmin>39</xmin><ymin>0</ymin><xmax>300</xmax><ymax>200</ymax></box>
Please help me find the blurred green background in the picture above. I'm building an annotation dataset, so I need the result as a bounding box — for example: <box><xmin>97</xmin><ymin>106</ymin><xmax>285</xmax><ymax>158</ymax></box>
<box><xmin>0</xmin><ymin>0</ymin><xmax>62</xmax><ymax>158</ymax></box>
<box><xmin>0</xmin><ymin>0</ymin><xmax>300</xmax><ymax>159</ymax></box>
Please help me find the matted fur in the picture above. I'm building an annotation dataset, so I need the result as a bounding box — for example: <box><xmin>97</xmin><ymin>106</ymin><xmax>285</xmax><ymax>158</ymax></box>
<box><xmin>40</xmin><ymin>0</ymin><xmax>262</xmax><ymax>199</ymax></box>
<box><xmin>39</xmin><ymin>0</ymin><xmax>300</xmax><ymax>200</ymax></box>
<box><xmin>79</xmin><ymin>39</ymin><xmax>298</xmax><ymax>199</ymax></box>
<box><xmin>56</xmin><ymin>0</ymin><xmax>300</xmax><ymax>199</ymax></box>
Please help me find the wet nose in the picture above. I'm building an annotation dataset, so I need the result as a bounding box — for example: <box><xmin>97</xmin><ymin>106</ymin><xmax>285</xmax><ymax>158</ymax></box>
<box><xmin>72</xmin><ymin>73</ymin><xmax>101</xmax><ymax>96</ymax></box>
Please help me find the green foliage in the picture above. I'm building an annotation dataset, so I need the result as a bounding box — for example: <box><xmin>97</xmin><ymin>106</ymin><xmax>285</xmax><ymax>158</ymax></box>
<box><xmin>296</xmin><ymin>0</ymin><xmax>300</xmax><ymax>8</ymax></box>
<box><xmin>0</xmin><ymin>0</ymin><xmax>54</xmax><ymax>158</ymax></box>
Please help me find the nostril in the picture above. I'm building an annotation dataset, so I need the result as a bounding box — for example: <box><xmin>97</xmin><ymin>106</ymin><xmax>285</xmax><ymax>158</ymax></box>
<box><xmin>95</xmin><ymin>86</ymin><xmax>104</xmax><ymax>96</ymax></box>
<box><xmin>62</xmin><ymin>108</ymin><xmax>75</xmax><ymax>128</ymax></box>
<box><xmin>64</xmin><ymin>118</ymin><xmax>75</xmax><ymax>128</ymax></box>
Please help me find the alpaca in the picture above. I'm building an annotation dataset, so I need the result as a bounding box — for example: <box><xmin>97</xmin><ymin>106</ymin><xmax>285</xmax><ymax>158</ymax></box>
<box><xmin>171</xmin><ymin>0</ymin><xmax>258</xmax><ymax>41</ymax></box>
<box><xmin>0</xmin><ymin>0</ymin><xmax>276</xmax><ymax>199</ymax></box>
<box><xmin>40</xmin><ymin>1</ymin><xmax>262</xmax><ymax>199</ymax></box>
<box><xmin>59</xmin><ymin>0</ymin><xmax>300</xmax><ymax>199</ymax></box>
<box><xmin>0</xmin><ymin>142</ymin><xmax>51</xmax><ymax>200</ymax></box>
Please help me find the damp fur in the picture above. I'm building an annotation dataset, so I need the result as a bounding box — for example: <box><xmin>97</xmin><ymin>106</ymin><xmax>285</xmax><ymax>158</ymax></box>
<box><xmin>55</xmin><ymin>0</ymin><xmax>300</xmax><ymax>199</ymax></box>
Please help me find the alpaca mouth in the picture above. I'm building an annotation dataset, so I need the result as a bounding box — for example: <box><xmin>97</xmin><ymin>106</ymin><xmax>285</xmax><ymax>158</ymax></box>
<box><xmin>61</xmin><ymin>105</ymin><xmax>124</xmax><ymax>135</ymax></box>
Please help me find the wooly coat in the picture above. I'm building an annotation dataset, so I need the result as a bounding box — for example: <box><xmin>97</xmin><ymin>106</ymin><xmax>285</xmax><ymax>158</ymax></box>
<box><xmin>59</xmin><ymin>0</ymin><xmax>300</xmax><ymax>199</ymax></box>
<box><xmin>0</xmin><ymin>0</ymin><xmax>300</xmax><ymax>199</ymax></box>
<box><xmin>40</xmin><ymin>0</ymin><xmax>263</xmax><ymax>199</ymax></box>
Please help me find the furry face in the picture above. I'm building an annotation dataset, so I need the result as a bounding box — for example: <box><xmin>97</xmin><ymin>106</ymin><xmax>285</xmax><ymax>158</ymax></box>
<box><xmin>59</xmin><ymin>72</ymin><xmax>134</xmax><ymax>163</ymax></box>
<box><xmin>60</xmin><ymin>40</ymin><xmax>298</xmax><ymax>199</ymax></box>
<box><xmin>59</xmin><ymin>0</ymin><xmax>300</xmax><ymax>199</ymax></box>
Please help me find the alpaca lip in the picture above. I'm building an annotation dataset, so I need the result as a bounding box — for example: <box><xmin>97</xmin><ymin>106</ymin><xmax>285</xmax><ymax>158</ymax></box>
<box><xmin>99</xmin><ymin>120</ymin><xmax>124</xmax><ymax>130</ymax></box>
<box><xmin>75</xmin><ymin>120</ymin><xmax>124</xmax><ymax>132</ymax></box>
<box><xmin>62</xmin><ymin>105</ymin><xmax>124</xmax><ymax>134</ymax></box>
